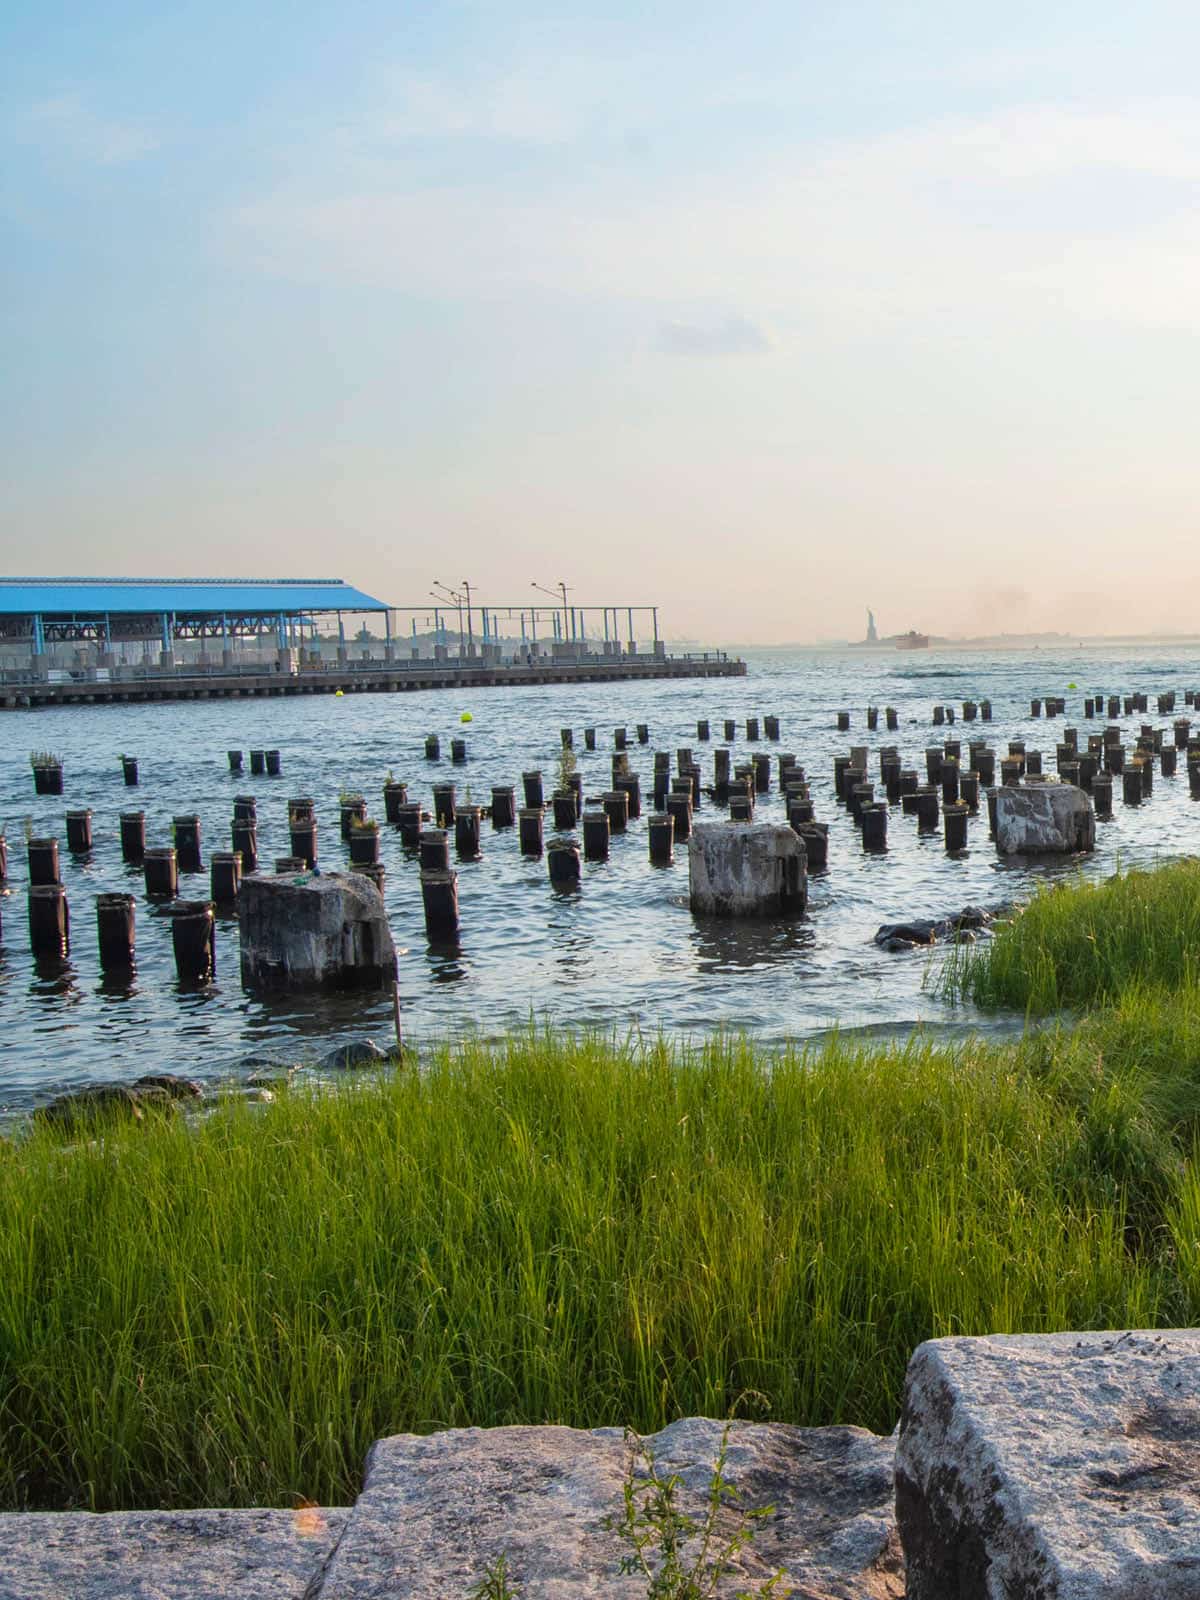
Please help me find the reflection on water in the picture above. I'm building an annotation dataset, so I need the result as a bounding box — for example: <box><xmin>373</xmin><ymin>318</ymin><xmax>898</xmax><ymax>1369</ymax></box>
<box><xmin>690</xmin><ymin>915</ymin><xmax>816</xmax><ymax>975</ymax></box>
<box><xmin>174</xmin><ymin>979</ymin><xmax>221</xmax><ymax>1004</ymax></box>
<box><xmin>6</xmin><ymin>642</ymin><xmax>1200</xmax><ymax>1111</ymax></box>
<box><xmin>29</xmin><ymin>957</ymin><xmax>80</xmax><ymax>1003</ymax></box>
<box><xmin>97</xmin><ymin>970</ymin><xmax>138</xmax><ymax>1002</ymax></box>
<box><xmin>425</xmin><ymin>943</ymin><xmax>468</xmax><ymax>983</ymax></box>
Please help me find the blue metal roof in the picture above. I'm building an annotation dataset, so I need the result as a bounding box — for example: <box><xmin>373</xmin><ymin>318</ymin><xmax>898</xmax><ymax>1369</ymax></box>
<box><xmin>0</xmin><ymin>579</ymin><xmax>389</xmax><ymax>615</ymax></box>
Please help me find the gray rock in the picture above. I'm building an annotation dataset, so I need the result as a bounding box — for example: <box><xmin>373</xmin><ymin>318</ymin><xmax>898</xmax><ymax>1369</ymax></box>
<box><xmin>244</xmin><ymin>1068</ymin><xmax>296</xmax><ymax>1088</ymax></box>
<box><xmin>134</xmin><ymin>1073</ymin><xmax>202</xmax><ymax>1099</ymax></box>
<box><xmin>319</xmin><ymin>1418</ymin><xmax>900</xmax><ymax>1598</ymax></box>
<box><xmin>896</xmin><ymin>1329</ymin><xmax>1200</xmax><ymax>1600</ymax></box>
<box><xmin>688</xmin><ymin>823</ymin><xmax>807</xmax><ymax>917</ymax></box>
<box><xmin>875</xmin><ymin>921</ymin><xmax>939</xmax><ymax>947</ymax></box>
<box><xmin>238</xmin><ymin>872</ymin><xmax>397</xmax><ymax>993</ymax></box>
<box><xmin>0</xmin><ymin>1506</ymin><xmax>348</xmax><ymax>1599</ymax></box>
<box><xmin>994</xmin><ymin>783</ymin><xmax>1094</xmax><ymax>855</ymax></box>
<box><xmin>956</xmin><ymin>905</ymin><xmax>991</xmax><ymax>929</ymax></box>
<box><xmin>321</xmin><ymin>1039</ymin><xmax>389</xmax><ymax>1071</ymax></box>
<box><xmin>875</xmin><ymin>906</ymin><xmax>995</xmax><ymax>951</ymax></box>
<box><xmin>34</xmin><ymin>1083</ymin><xmax>177</xmax><ymax>1129</ymax></box>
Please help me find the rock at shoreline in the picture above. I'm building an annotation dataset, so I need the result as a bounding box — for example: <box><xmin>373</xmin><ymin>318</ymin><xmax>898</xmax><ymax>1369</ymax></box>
<box><xmin>896</xmin><ymin>1329</ymin><xmax>1200</xmax><ymax>1599</ymax></box>
<box><xmin>688</xmin><ymin>822</ymin><xmax>808</xmax><ymax>917</ymax></box>
<box><xmin>238</xmin><ymin>872</ymin><xmax>397</xmax><ymax>993</ymax></box>
<box><xmin>318</xmin><ymin>1418</ymin><xmax>901</xmax><ymax>1599</ymax></box>
<box><xmin>320</xmin><ymin>1039</ymin><xmax>392</xmax><ymax>1071</ymax></box>
<box><xmin>874</xmin><ymin>906</ymin><xmax>993</xmax><ymax>951</ymax></box>
<box><xmin>995</xmin><ymin>783</ymin><xmax>1094</xmax><ymax>855</ymax></box>
<box><xmin>35</xmin><ymin>1082</ymin><xmax>179</xmax><ymax>1129</ymax></box>
<box><xmin>134</xmin><ymin>1073</ymin><xmax>202</xmax><ymax>1099</ymax></box>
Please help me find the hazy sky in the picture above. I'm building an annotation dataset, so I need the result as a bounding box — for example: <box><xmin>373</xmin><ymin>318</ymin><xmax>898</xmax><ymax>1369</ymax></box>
<box><xmin>4</xmin><ymin>1</ymin><xmax>1200</xmax><ymax>643</ymax></box>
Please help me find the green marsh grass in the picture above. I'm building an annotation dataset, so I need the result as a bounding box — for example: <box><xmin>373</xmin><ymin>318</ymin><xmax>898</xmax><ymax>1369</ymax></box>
<box><xmin>0</xmin><ymin>1030</ymin><xmax>1176</xmax><ymax>1512</ymax></box>
<box><xmin>941</xmin><ymin>858</ymin><xmax>1200</xmax><ymax>1013</ymax></box>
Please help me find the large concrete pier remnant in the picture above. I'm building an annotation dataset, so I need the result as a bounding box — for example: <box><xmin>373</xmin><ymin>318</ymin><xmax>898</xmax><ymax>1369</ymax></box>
<box><xmin>994</xmin><ymin>781</ymin><xmax>1095</xmax><ymax>854</ymax></box>
<box><xmin>688</xmin><ymin>821</ymin><xmax>807</xmax><ymax>916</ymax></box>
<box><xmin>238</xmin><ymin>871</ymin><xmax>397</xmax><ymax>991</ymax></box>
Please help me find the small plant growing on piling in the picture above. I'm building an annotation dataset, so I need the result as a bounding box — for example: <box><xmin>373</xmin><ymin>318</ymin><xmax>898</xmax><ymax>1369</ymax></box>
<box><xmin>349</xmin><ymin>814</ymin><xmax>379</xmax><ymax>833</ymax></box>
<box><xmin>338</xmin><ymin>788</ymin><xmax>365</xmax><ymax>806</ymax></box>
<box><xmin>29</xmin><ymin>751</ymin><xmax>62</xmax><ymax>768</ymax></box>
<box><xmin>557</xmin><ymin>743</ymin><xmax>577</xmax><ymax>793</ymax></box>
<box><xmin>607</xmin><ymin>1424</ymin><xmax>791</xmax><ymax>1598</ymax></box>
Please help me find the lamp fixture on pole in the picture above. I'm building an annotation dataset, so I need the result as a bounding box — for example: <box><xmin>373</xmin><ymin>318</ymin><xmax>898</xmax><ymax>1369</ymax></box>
<box><xmin>531</xmin><ymin>580</ymin><xmax>571</xmax><ymax>644</ymax></box>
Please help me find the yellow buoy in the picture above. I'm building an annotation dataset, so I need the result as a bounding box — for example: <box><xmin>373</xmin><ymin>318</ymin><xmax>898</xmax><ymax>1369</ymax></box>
<box><xmin>335</xmin><ymin>690</ymin><xmax>344</xmax><ymax>697</ymax></box>
<box><xmin>460</xmin><ymin>711</ymin><xmax>472</xmax><ymax>723</ymax></box>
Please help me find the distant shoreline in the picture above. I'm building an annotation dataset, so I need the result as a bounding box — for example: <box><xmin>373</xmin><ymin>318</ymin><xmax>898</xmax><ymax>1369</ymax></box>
<box><xmin>717</xmin><ymin>635</ymin><xmax>1200</xmax><ymax>653</ymax></box>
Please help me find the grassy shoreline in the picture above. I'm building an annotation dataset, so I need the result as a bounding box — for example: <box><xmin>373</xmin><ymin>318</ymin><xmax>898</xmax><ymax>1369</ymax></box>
<box><xmin>5</xmin><ymin>862</ymin><xmax>1200</xmax><ymax>1512</ymax></box>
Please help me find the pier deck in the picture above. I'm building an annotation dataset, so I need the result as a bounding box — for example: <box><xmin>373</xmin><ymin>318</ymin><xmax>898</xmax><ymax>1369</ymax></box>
<box><xmin>0</xmin><ymin>654</ymin><xmax>745</xmax><ymax>710</ymax></box>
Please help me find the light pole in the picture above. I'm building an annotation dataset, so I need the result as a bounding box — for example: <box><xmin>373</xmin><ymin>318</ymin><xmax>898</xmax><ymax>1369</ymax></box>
<box><xmin>461</xmin><ymin>579</ymin><xmax>474</xmax><ymax>654</ymax></box>
<box><xmin>531</xmin><ymin>580</ymin><xmax>571</xmax><ymax>646</ymax></box>
<box><xmin>431</xmin><ymin>582</ymin><xmax>465</xmax><ymax>657</ymax></box>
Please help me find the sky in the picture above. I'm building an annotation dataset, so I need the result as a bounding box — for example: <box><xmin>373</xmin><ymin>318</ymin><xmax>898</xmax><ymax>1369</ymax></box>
<box><xmin>3</xmin><ymin>1</ymin><xmax>1200</xmax><ymax>644</ymax></box>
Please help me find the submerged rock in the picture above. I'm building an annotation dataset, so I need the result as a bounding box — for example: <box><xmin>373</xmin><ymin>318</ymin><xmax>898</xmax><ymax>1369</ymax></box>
<box><xmin>244</xmin><ymin>1065</ymin><xmax>297</xmax><ymax>1089</ymax></box>
<box><xmin>34</xmin><ymin>1082</ymin><xmax>179</xmax><ymax>1128</ymax></box>
<box><xmin>874</xmin><ymin>906</ymin><xmax>995</xmax><ymax>951</ymax></box>
<box><xmin>133</xmin><ymin>1073</ymin><xmax>202</xmax><ymax>1099</ymax></box>
<box><xmin>320</xmin><ymin>1039</ymin><xmax>391</xmax><ymax>1071</ymax></box>
<box><xmin>875</xmin><ymin>920</ymin><xmax>939</xmax><ymax>947</ymax></box>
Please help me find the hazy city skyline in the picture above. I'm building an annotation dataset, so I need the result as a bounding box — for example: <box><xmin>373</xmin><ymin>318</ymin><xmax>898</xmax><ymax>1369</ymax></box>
<box><xmin>4</xmin><ymin>1</ymin><xmax>1200</xmax><ymax>645</ymax></box>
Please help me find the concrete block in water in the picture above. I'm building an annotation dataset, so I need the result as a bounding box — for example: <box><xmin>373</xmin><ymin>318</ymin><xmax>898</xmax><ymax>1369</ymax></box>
<box><xmin>0</xmin><ymin>1506</ymin><xmax>348</xmax><ymax>1599</ymax></box>
<box><xmin>897</xmin><ymin>1329</ymin><xmax>1200</xmax><ymax>1600</ymax></box>
<box><xmin>688</xmin><ymin>821</ymin><xmax>807</xmax><ymax>915</ymax></box>
<box><xmin>318</xmin><ymin>1418</ymin><xmax>900</xmax><ymax>1599</ymax></box>
<box><xmin>239</xmin><ymin>871</ymin><xmax>397</xmax><ymax>991</ymax></box>
<box><xmin>994</xmin><ymin>782</ymin><xmax>1094</xmax><ymax>855</ymax></box>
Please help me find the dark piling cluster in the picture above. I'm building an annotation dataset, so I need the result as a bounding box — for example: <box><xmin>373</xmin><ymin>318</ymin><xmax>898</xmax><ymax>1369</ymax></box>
<box><xmin>830</xmin><ymin>686</ymin><xmax>1200</xmax><ymax>859</ymax></box>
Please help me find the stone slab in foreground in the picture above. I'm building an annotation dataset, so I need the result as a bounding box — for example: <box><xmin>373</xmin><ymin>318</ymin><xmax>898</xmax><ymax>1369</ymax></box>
<box><xmin>319</xmin><ymin>1418</ymin><xmax>900</xmax><ymax>1599</ymax></box>
<box><xmin>0</xmin><ymin>1506</ymin><xmax>348</xmax><ymax>1600</ymax></box>
<box><xmin>896</xmin><ymin>1329</ymin><xmax>1200</xmax><ymax>1600</ymax></box>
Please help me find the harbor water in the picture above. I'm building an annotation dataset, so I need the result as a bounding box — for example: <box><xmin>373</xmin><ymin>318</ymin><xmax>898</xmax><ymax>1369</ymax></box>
<box><xmin>3</xmin><ymin>643</ymin><xmax>1200</xmax><ymax>1114</ymax></box>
